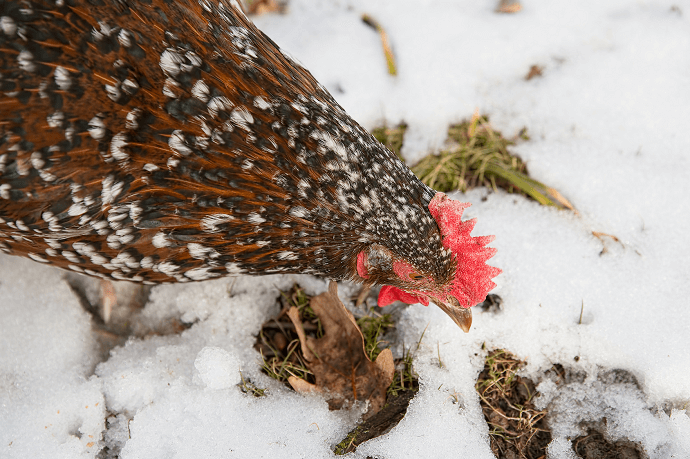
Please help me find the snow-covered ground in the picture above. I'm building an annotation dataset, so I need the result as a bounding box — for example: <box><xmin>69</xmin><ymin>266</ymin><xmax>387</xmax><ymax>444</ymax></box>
<box><xmin>2</xmin><ymin>0</ymin><xmax>690</xmax><ymax>457</ymax></box>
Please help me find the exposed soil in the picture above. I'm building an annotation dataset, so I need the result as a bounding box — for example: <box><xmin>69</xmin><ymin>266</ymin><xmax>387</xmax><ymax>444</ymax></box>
<box><xmin>573</xmin><ymin>429</ymin><xmax>644</xmax><ymax>459</ymax></box>
<box><xmin>477</xmin><ymin>349</ymin><xmax>551</xmax><ymax>459</ymax></box>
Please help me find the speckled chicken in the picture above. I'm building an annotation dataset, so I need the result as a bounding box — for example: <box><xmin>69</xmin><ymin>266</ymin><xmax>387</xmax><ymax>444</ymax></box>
<box><xmin>0</xmin><ymin>0</ymin><xmax>500</xmax><ymax>330</ymax></box>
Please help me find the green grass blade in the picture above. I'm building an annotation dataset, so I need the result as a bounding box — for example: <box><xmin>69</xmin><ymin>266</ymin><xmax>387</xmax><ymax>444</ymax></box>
<box><xmin>484</xmin><ymin>162</ymin><xmax>573</xmax><ymax>210</ymax></box>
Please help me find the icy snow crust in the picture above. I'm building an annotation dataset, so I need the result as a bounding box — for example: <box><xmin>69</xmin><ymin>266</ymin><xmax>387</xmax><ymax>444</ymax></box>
<box><xmin>2</xmin><ymin>0</ymin><xmax>690</xmax><ymax>457</ymax></box>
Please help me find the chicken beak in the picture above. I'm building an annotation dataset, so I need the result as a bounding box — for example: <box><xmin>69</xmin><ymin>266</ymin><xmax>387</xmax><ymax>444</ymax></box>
<box><xmin>435</xmin><ymin>297</ymin><xmax>473</xmax><ymax>333</ymax></box>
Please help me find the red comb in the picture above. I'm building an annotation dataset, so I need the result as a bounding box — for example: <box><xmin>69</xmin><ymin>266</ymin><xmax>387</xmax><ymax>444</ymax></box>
<box><xmin>378</xmin><ymin>192</ymin><xmax>501</xmax><ymax>308</ymax></box>
<box><xmin>429</xmin><ymin>192</ymin><xmax>501</xmax><ymax>307</ymax></box>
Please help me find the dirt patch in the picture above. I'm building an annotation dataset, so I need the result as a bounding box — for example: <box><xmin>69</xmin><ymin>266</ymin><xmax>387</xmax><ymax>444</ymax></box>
<box><xmin>478</xmin><ymin>293</ymin><xmax>504</xmax><ymax>314</ymax></box>
<box><xmin>476</xmin><ymin>349</ymin><xmax>551</xmax><ymax>459</ymax></box>
<box><xmin>573</xmin><ymin>429</ymin><xmax>644</xmax><ymax>459</ymax></box>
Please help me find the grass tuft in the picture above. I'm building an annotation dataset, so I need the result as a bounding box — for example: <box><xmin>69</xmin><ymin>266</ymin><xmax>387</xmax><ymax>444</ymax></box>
<box><xmin>256</xmin><ymin>285</ymin><xmax>317</xmax><ymax>385</ymax></box>
<box><xmin>238</xmin><ymin>371</ymin><xmax>267</xmax><ymax>397</ymax></box>
<box><xmin>387</xmin><ymin>325</ymin><xmax>425</xmax><ymax>397</ymax></box>
<box><xmin>476</xmin><ymin>349</ymin><xmax>551</xmax><ymax>458</ymax></box>
<box><xmin>259</xmin><ymin>330</ymin><xmax>314</xmax><ymax>384</ymax></box>
<box><xmin>357</xmin><ymin>313</ymin><xmax>395</xmax><ymax>361</ymax></box>
<box><xmin>412</xmin><ymin>112</ymin><xmax>573</xmax><ymax>210</ymax></box>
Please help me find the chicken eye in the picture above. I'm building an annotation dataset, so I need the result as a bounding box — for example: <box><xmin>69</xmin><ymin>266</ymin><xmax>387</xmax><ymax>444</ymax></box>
<box><xmin>408</xmin><ymin>272</ymin><xmax>424</xmax><ymax>281</ymax></box>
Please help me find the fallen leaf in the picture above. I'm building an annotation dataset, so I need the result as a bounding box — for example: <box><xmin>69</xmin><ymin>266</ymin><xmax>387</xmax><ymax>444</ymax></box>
<box><xmin>496</xmin><ymin>0</ymin><xmax>522</xmax><ymax>13</ymax></box>
<box><xmin>525</xmin><ymin>64</ymin><xmax>544</xmax><ymax>80</ymax></box>
<box><xmin>287</xmin><ymin>282</ymin><xmax>394</xmax><ymax>418</ymax></box>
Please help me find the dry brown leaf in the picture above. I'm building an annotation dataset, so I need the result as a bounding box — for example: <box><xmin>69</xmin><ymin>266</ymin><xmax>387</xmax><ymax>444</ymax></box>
<box><xmin>287</xmin><ymin>376</ymin><xmax>317</xmax><ymax>393</ymax></box>
<box><xmin>496</xmin><ymin>0</ymin><xmax>522</xmax><ymax>13</ymax></box>
<box><xmin>287</xmin><ymin>282</ymin><xmax>394</xmax><ymax>418</ymax></box>
<box><xmin>525</xmin><ymin>64</ymin><xmax>544</xmax><ymax>80</ymax></box>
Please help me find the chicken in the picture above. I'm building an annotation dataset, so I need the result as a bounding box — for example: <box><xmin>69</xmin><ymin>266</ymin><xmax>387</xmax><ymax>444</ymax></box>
<box><xmin>0</xmin><ymin>0</ymin><xmax>500</xmax><ymax>330</ymax></box>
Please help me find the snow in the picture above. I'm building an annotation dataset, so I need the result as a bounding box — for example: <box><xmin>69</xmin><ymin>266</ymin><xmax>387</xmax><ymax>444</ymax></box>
<box><xmin>2</xmin><ymin>0</ymin><xmax>690</xmax><ymax>457</ymax></box>
<box><xmin>0</xmin><ymin>258</ymin><xmax>105</xmax><ymax>457</ymax></box>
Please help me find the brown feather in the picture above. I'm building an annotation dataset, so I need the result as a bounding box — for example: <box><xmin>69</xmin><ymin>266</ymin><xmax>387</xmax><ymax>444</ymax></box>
<box><xmin>1</xmin><ymin>0</ymin><xmax>448</xmax><ymax>289</ymax></box>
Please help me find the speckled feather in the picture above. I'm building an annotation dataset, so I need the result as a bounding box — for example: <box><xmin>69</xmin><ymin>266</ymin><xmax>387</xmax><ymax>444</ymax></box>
<box><xmin>0</xmin><ymin>0</ymin><xmax>452</xmax><ymax>287</ymax></box>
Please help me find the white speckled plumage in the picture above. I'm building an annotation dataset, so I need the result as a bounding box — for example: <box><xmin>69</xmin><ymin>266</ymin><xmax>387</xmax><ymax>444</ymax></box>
<box><xmin>0</xmin><ymin>0</ymin><xmax>499</xmax><ymax>326</ymax></box>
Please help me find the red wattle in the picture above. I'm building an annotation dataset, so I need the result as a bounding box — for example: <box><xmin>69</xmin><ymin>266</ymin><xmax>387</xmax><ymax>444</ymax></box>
<box><xmin>356</xmin><ymin>251</ymin><xmax>369</xmax><ymax>279</ymax></box>
<box><xmin>378</xmin><ymin>285</ymin><xmax>429</xmax><ymax>307</ymax></box>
